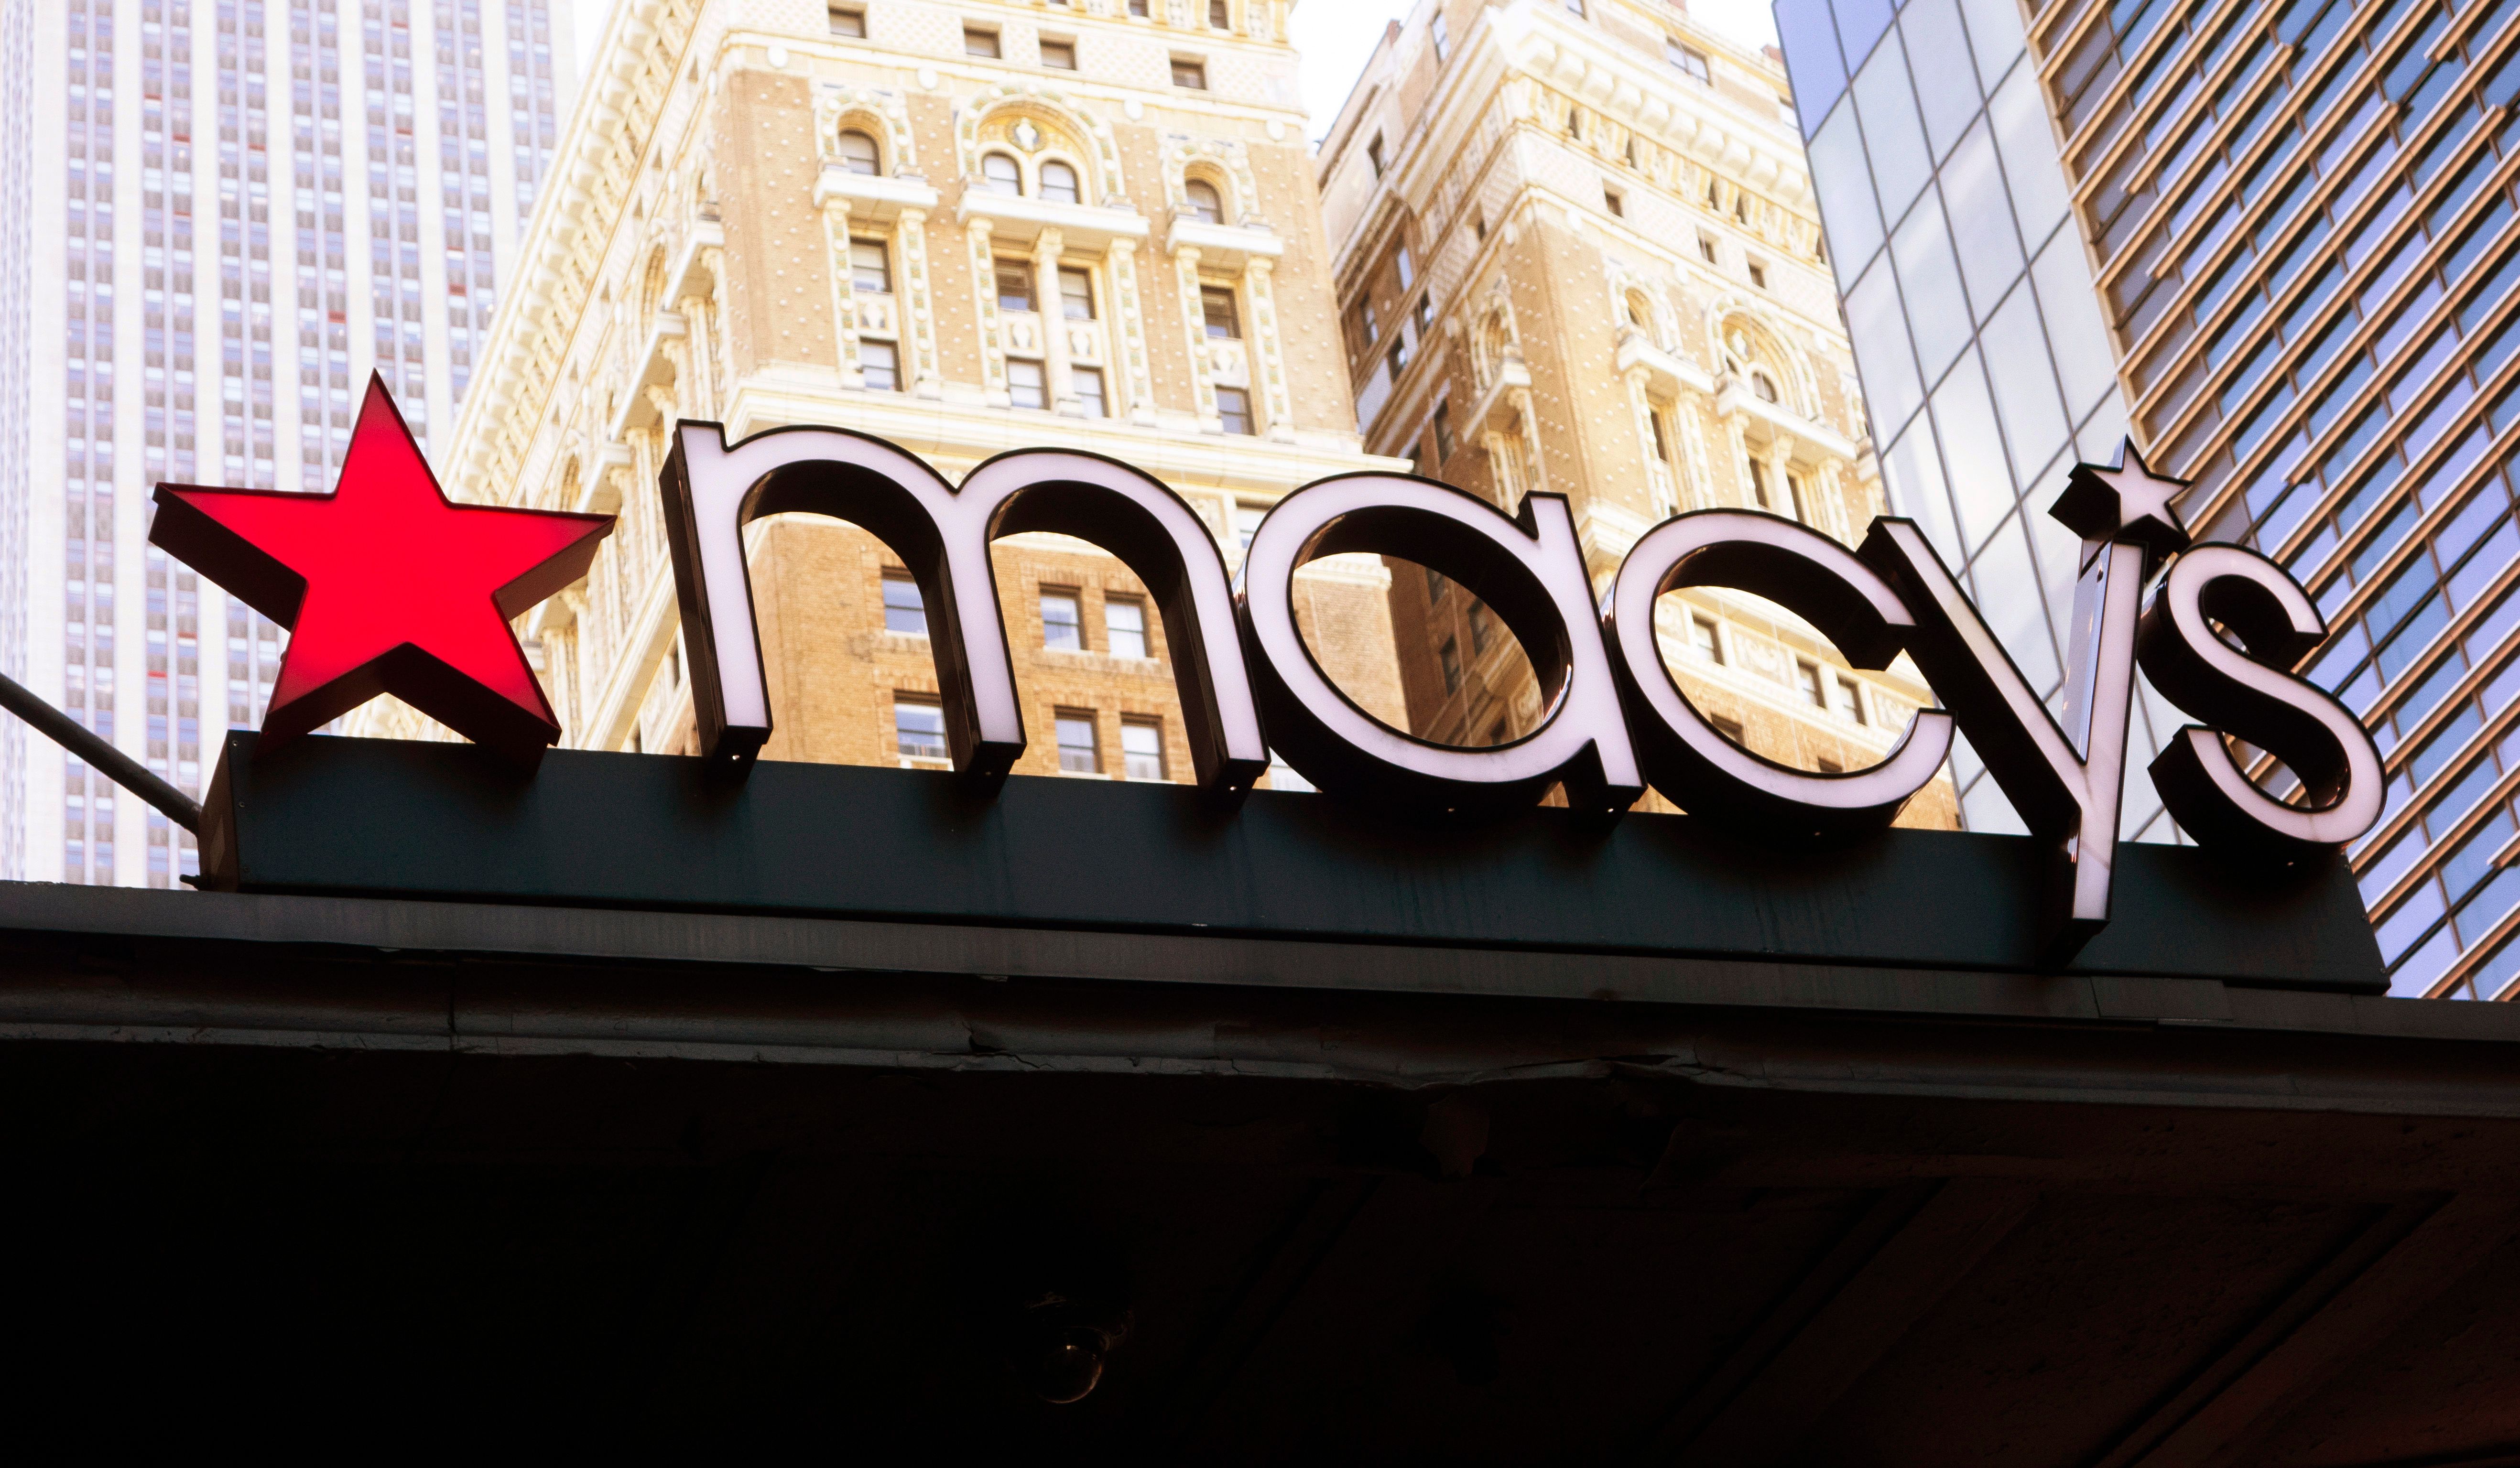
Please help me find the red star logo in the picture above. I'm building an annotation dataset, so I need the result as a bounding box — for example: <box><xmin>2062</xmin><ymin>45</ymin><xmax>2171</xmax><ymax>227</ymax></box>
<box><xmin>149</xmin><ymin>374</ymin><xmax>613</xmax><ymax>760</ymax></box>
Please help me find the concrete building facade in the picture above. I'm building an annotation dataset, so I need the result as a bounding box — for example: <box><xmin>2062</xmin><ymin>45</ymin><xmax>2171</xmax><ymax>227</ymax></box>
<box><xmin>0</xmin><ymin>0</ymin><xmax>572</xmax><ymax>885</ymax></box>
<box><xmin>1314</xmin><ymin>0</ymin><xmax>1955</xmax><ymax>823</ymax></box>
<box><xmin>1780</xmin><ymin>0</ymin><xmax>2520</xmax><ymax>994</ymax></box>
<box><xmin>393</xmin><ymin>0</ymin><xmax>1406</xmax><ymax>788</ymax></box>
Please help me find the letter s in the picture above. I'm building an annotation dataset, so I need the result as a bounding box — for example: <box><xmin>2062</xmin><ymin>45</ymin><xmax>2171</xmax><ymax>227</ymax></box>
<box><xmin>2137</xmin><ymin>543</ymin><xmax>2384</xmax><ymax>854</ymax></box>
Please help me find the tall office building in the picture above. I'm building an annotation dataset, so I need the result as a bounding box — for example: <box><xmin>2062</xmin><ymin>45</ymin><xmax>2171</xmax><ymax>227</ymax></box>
<box><xmin>1314</xmin><ymin>0</ymin><xmax>1955</xmax><ymax>823</ymax></box>
<box><xmin>1780</xmin><ymin>0</ymin><xmax>2520</xmax><ymax>995</ymax></box>
<box><xmin>395</xmin><ymin>0</ymin><xmax>1403</xmax><ymax>783</ymax></box>
<box><xmin>0</xmin><ymin>0</ymin><xmax>573</xmax><ymax>886</ymax></box>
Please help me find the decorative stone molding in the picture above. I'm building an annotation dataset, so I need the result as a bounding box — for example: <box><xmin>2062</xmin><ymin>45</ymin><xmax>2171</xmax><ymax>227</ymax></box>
<box><xmin>1108</xmin><ymin>239</ymin><xmax>1158</xmax><ymax>425</ymax></box>
<box><xmin>1246</xmin><ymin>258</ymin><xmax>1296</xmax><ymax>443</ymax></box>
<box><xmin>1161</xmin><ymin>135</ymin><xmax>1265</xmax><ymax>227</ymax></box>
<box><xmin>897</xmin><ymin>209</ymin><xmax>942</xmax><ymax>398</ymax></box>
<box><xmin>968</xmin><ymin>217</ymin><xmax>1011</xmax><ymax>407</ymax></box>
<box><xmin>1173</xmin><ymin>245</ymin><xmax>1220</xmax><ymax>430</ymax></box>
<box><xmin>1704</xmin><ymin>295</ymin><xmax>1821</xmax><ymax>420</ymax></box>
<box><xmin>955</xmin><ymin>83</ymin><xmax>1128</xmax><ymax>206</ymax></box>
<box><xmin>814</xmin><ymin>83</ymin><xmax>919</xmax><ymax>177</ymax></box>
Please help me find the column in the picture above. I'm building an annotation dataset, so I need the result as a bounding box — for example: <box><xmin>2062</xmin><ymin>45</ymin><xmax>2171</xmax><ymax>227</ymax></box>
<box><xmin>1623</xmin><ymin>366</ymin><xmax>1671</xmax><ymax>516</ymax></box>
<box><xmin>898</xmin><ymin>207</ymin><xmax>942</xmax><ymax>399</ymax></box>
<box><xmin>1245</xmin><ymin>258</ymin><xmax>1296</xmax><ymax>443</ymax></box>
<box><xmin>1676</xmin><ymin>399</ymin><xmax>1716</xmax><ymax>511</ymax></box>
<box><xmin>1765</xmin><ymin>435</ymin><xmax>1800</xmax><ymax>523</ymax></box>
<box><xmin>1108</xmin><ymin>239</ymin><xmax>1157</xmax><ymax>424</ymax></box>
<box><xmin>968</xmin><ymin>217</ymin><xmax>1010</xmax><ymax>407</ymax></box>
<box><xmin>1032</xmin><ymin>227</ymin><xmax>1076</xmax><ymax>415</ymax></box>
<box><xmin>818</xmin><ymin>194</ymin><xmax>863</xmax><ymax>388</ymax></box>
<box><xmin>1173</xmin><ymin>244</ymin><xmax>1217</xmax><ymax>430</ymax></box>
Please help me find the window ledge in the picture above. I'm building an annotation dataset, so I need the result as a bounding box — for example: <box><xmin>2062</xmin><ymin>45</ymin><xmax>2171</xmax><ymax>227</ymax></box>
<box><xmin>958</xmin><ymin>191</ymin><xmax>1151</xmax><ymax>250</ymax></box>
<box><xmin>814</xmin><ymin>168</ymin><xmax>941</xmax><ymax>223</ymax></box>
<box><xmin>1163</xmin><ymin>216</ymin><xmax>1282</xmax><ymax>270</ymax></box>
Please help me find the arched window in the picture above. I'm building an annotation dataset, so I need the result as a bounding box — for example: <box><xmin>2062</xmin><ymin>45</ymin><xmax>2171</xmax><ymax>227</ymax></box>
<box><xmin>1040</xmin><ymin>160</ymin><xmax>1080</xmax><ymax>204</ymax></box>
<box><xmin>836</xmin><ymin>129</ymin><xmax>880</xmax><ymax>176</ymax></box>
<box><xmin>1625</xmin><ymin>295</ymin><xmax>1647</xmax><ymax>328</ymax></box>
<box><xmin>982</xmin><ymin>151</ymin><xmax>1022</xmax><ymax>195</ymax></box>
<box><xmin>1750</xmin><ymin>369</ymin><xmax>1779</xmax><ymax>403</ymax></box>
<box><xmin>1185</xmin><ymin>178</ymin><xmax>1223</xmax><ymax>223</ymax></box>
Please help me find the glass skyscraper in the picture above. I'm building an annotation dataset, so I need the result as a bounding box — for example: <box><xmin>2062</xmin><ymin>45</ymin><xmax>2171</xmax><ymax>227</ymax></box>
<box><xmin>0</xmin><ymin>0</ymin><xmax>570</xmax><ymax>886</ymax></box>
<box><xmin>1780</xmin><ymin>0</ymin><xmax>2520</xmax><ymax>997</ymax></box>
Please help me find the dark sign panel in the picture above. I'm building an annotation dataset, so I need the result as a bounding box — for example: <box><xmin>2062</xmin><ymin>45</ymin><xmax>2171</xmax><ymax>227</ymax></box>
<box><xmin>150</xmin><ymin>386</ymin><xmax>2386</xmax><ymax>971</ymax></box>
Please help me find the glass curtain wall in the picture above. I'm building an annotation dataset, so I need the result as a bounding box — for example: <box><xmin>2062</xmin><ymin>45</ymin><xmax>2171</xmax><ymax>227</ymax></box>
<box><xmin>1781</xmin><ymin>0</ymin><xmax>2520</xmax><ymax>998</ymax></box>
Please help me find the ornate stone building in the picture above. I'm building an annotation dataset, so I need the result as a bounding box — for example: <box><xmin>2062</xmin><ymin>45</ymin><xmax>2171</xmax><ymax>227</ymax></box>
<box><xmin>375</xmin><ymin>0</ymin><xmax>1403</xmax><ymax>782</ymax></box>
<box><xmin>1317</xmin><ymin>0</ymin><xmax>1955</xmax><ymax>824</ymax></box>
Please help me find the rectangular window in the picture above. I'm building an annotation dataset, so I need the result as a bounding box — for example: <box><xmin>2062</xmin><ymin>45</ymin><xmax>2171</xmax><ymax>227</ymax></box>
<box><xmin>1130</xmin><ymin>0</ymin><xmax>1148</xmax><ymax>13</ymax></box>
<box><xmin>1357</xmin><ymin>299</ymin><xmax>1379</xmax><ymax>343</ymax></box>
<box><xmin>1386</xmin><ymin>336</ymin><xmax>1409</xmax><ymax>378</ymax></box>
<box><xmin>1468</xmin><ymin>601</ymin><xmax>1494</xmax><ymax>655</ymax></box>
<box><xmin>1747</xmin><ymin>458</ymin><xmax>1772</xmax><ymax>509</ymax></box>
<box><xmin>1665</xmin><ymin>40</ymin><xmax>1708</xmax><ymax>81</ymax></box>
<box><xmin>1833</xmin><ymin>677</ymin><xmax>1866</xmax><ymax>724</ymax></box>
<box><xmin>828</xmin><ymin>5</ymin><xmax>866</xmax><ymax>37</ymax></box>
<box><xmin>850</xmin><ymin>238</ymin><xmax>891</xmax><ymax>294</ymax></box>
<box><xmin>881</xmin><ymin>572</ymin><xmax>926</xmax><ymax>634</ymax></box>
<box><xmin>964</xmin><ymin>26</ymin><xmax>1000</xmax><ymax>58</ymax></box>
<box><xmin>1397</xmin><ymin>246</ymin><xmax>1415</xmax><ymax>289</ymax></box>
<box><xmin>1056</xmin><ymin>711</ymin><xmax>1100</xmax><ymax>772</ymax></box>
<box><xmin>1565</xmin><ymin>0</ymin><xmax>1586</xmax><ymax>15</ymax></box>
<box><xmin>1748</xmin><ymin>260</ymin><xmax>1767</xmax><ymax>290</ymax></box>
<box><xmin>1059</xmin><ymin>266</ymin><xmax>1095</xmax><ymax>319</ymax></box>
<box><xmin>895</xmin><ymin>696</ymin><xmax>947</xmax><ymax>759</ymax></box>
<box><xmin>1215</xmin><ymin>386</ymin><xmax>1253</xmax><ymax>435</ymax></box>
<box><xmin>1236</xmin><ymin>502</ymin><xmax>1267</xmax><ymax>550</ymax></box>
<box><xmin>1073</xmin><ymin>365</ymin><xmax>1108</xmax><ymax>417</ymax></box>
<box><xmin>1209</xmin><ymin>0</ymin><xmax>1230</xmax><ymax>26</ymax></box>
<box><xmin>1690</xmin><ymin>615</ymin><xmax>1722</xmax><ymax>663</ymax></box>
<box><xmin>1172</xmin><ymin>57</ymin><xmax>1206</xmax><ymax>89</ymax></box>
<box><xmin>1711</xmin><ymin>714</ymin><xmax>1744</xmax><ymax>744</ymax></box>
<box><xmin>1042</xmin><ymin>588</ymin><xmax>1083</xmax><ymax>649</ymax></box>
<box><xmin>1605</xmin><ymin>186</ymin><xmax>1625</xmax><ymax>218</ymax></box>
<box><xmin>997</xmin><ymin>261</ymin><xmax>1036</xmax><ymax>313</ymax></box>
<box><xmin>1796</xmin><ymin>660</ymin><xmax>1824</xmax><ymax>707</ymax></box>
<box><xmin>1648</xmin><ymin>409</ymin><xmax>1669</xmax><ymax>462</ymax></box>
<box><xmin>1433</xmin><ymin>12</ymin><xmax>1451</xmax><ymax>60</ymax></box>
<box><xmin>1433</xmin><ymin>401</ymin><xmax>1455</xmax><ymax>460</ymax></box>
<box><xmin>1366</xmin><ymin>135</ymin><xmax>1387</xmax><ymax>178</ymax></box>
<box><xmin>860</xmin><ymin>339</ymin><xmax>901</xmax><ymax>392</ymax></box>
<box><xmin>1107</xmin><ymin>596</ymin><xmax>1148</xmax><ymax>658</ymax></box>
<box><xmin>1040</xmin><ymin>38</ymin><xmax>1076</xmax><ymax>69</ymax></box>
<box><xmin>1122</xmin><ymin>717</ymin><xmax>1166</xmax><ymax>780</ymax></box>
<box><xmin>1698</xmin><ymin>234</ymin><xmax>1718</xmax><ymax>263</ymax></box>
<box><xmin>1441</xmin><ymin>637</ymin><xmax>1462</xmax><ymax>693</ymax></box>
<box><xmin>1413</xmin><ymin>296</ymin><xmax>1433</xmax><ymax>335</ymax></box>
<box><xmin>1008</xmin><ymin>358</ymin><xmax>1047</xmax><ymax>410</ymax></box>
<box><xmin>1202</xmin><ymin>285</ymin><xmax>1240</xmax><ymax>338</ymax></box>
<box><xmin>1425</xmin><ymin>565</ymin><xmax>1449</xmax><ymax>602</ymax></box>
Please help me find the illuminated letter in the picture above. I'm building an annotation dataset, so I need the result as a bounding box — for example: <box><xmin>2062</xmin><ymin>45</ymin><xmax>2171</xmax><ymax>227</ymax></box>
<box><xmin>1604</xmin><ymin>510</ymin><xmax>1953</xmax><ymax>835</ymax></box>
<box><xmin>661</xmin><ymin>424</ymin><xmax>1265</xmax><ymax>796</ymax></box>
<box><xmin>1237</xmin><ymin>475</ymin><xmax>1642</xmax><ymax>813</ymax></box>
<box><xmin>1861</xmin><ymin>441</ymin><xmax>2186</xmax><ymax>961</ymax></box>
<box><xmin>2138</xmin><ymin>543</ymin><xmax>2384</xmax><ymax>854</ymax></box>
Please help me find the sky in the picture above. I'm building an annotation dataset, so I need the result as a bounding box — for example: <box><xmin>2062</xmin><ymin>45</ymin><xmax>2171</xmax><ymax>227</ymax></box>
<box><xmin>565</xmin><ymin>0</ymin><xmax>1786</xmax><ymax>149</ymax></box>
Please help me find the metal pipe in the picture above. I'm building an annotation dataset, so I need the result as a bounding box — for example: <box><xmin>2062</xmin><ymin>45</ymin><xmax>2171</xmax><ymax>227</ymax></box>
<box><xmin>0</xmin><ymin>669</ymin><xmax>203</xmax><ymax>833</ymax></box>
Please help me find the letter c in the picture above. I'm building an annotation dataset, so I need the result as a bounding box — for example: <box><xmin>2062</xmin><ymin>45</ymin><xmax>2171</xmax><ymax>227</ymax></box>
<box><xmin>1604</xmin><ymin>510</ymin><xmax>1954</xmax><ymax>834</ymax></box>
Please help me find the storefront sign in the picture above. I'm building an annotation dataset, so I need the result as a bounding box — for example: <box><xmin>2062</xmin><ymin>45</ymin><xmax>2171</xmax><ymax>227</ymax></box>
<box><xmin>150</xmin><ymin>380</ymin><xmax>2384</xmax><ymax>961</ymax></box>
